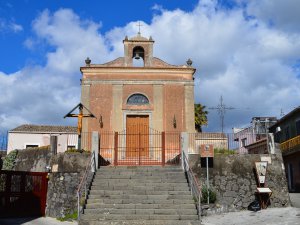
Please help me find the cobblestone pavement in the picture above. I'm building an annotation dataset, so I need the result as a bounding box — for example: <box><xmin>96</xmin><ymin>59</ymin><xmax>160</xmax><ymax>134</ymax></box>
<box><xmin>202</xmin><ymin>207</ymin><xmax>300</xmax><ymax>225</ymax></box>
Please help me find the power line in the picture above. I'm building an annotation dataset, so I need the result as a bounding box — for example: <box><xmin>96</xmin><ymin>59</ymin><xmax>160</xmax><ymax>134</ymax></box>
<box><xmin>209</xmin><ymin>96</ymin><xmax>234</xmax><ymax>133</ymax></box>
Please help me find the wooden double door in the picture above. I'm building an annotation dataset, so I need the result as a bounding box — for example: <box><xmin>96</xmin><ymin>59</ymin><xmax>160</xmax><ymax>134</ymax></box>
<box><xmin>126</xmin><ymin>115</ymin><xmax>149</xmax><ymax>158</ymax></box>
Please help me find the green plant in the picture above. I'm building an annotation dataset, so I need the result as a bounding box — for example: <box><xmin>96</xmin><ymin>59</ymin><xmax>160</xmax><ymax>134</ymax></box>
<box><xmin>214</xmin><ymin>148</ymin><xmax>236</xmax><ymax>155</ymax></box>
<box><xmin>57</xmin><ymin>211</ymin><xmax>78</xmax><ymax>221</ymax></box>
<box><xmin>2</xmin><ymin>150</ymin><xmax>18</xmax><ymax>170</ymax></box>
<box><xmin>201</xmin><ymin>186</ymin><xmax>216</xmax><ymax>204</ymax></box>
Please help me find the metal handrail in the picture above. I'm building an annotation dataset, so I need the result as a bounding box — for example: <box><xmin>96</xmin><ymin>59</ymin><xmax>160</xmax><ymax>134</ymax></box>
<box><xmin>182</xmin><ymin>150</ymin><xmax>202</xmax><ymax>220</ymax></box>
<box><xmin>77</xmin><ymin>151</ymin><xmax>96</xmax><ymax>221</ymax></box>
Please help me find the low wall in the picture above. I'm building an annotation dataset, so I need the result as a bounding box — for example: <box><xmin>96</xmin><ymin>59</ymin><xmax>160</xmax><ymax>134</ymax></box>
<box><xmin>189</xmin><ymin>153</ymin><xmax>290</xmax><ymax>213</ymax></box>
<box><xmin>46</xmin><ymin>172</ymin><xmax>81</xmax><ymax>218</ymax></box>
<box><xmin>13</xmin><ymin>148</ymin><xmax>51</xmax><ymax>172</ymax></box>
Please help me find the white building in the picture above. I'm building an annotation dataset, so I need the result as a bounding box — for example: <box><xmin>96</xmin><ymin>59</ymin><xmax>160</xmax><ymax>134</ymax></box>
<box><xmin>7</xmin><ymin>124</ymin><xmax>78</xmax><ymax>153</ymax></box>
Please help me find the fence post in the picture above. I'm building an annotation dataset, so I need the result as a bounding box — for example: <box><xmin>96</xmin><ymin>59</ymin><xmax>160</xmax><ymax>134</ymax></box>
<box><xmin>181</xmin><ymin>132</ymin><xmax>188</xmax><ymax>171</ymax></box>
<box><xmin>92</xmin><ymin>131</ymin><xmax>99</xmax><ymax>170</ymax></box>
<box><xmin>114</xmin><ymin>132</ymin><xmax>118</xmax><ymax>166</ymax></box>
<box><xmin>162</xmin><ymin>132</ymin><xmax>165</xmax><ymax>166</ymax></box>
<box><xmin>50</xmin><ymin>136</ymin><xmax>57</xmax><ymax>155</ymax></box>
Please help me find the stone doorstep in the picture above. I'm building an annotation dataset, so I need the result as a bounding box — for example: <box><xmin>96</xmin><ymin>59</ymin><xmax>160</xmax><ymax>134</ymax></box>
<box><xmin>79</xmin><ymin>220</ymin><xmax>200</xmax><ymax>225</ymax></box>
<box><xmin>85</xmin><ymin>203</ymin><xmax>197</xmax><ymax>209</ymax></box>
<box><xmin>98</xmin><ymin>166</ymin><xmax>182</xmax><ymax>171</ymax></box>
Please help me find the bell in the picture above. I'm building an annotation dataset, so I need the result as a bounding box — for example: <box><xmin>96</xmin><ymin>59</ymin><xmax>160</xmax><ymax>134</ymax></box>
<box><xmin>134</xmin><ymin>52</ymin><xmax>140</xmax><ymax>60</ymax></box>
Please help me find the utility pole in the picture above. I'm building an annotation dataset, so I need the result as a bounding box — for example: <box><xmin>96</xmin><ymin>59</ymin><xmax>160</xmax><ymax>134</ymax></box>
<box><xmin>209</xmin><ymin>96</ymin><xmax>234</xmax><ymax>133</ymax></box>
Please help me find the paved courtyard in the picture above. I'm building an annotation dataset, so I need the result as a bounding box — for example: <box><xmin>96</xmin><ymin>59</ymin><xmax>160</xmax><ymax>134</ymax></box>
<box><xmin>202</xmin><ymin>207</ymin><xmax>300</xmax><ymax>225</ymax></box>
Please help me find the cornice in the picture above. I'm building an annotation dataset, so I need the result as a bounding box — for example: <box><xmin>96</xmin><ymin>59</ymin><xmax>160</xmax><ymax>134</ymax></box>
<box><xmin>82</xmin><ymin>79</ymin><xmax>195</xmax><ymax>86</ymax></box>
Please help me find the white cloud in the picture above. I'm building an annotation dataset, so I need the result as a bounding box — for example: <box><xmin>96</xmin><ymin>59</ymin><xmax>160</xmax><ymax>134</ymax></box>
<box><xmin>0</xmin><ymin>18</ymin><xmax>23</xmax><ymax>33</ymax></box>
<box><xmin>247</xmin><ymin>0</ymin><xmax>300</xmax><ymax>32</ymax></box>
<box><xmin>1</xmin><ymin>2</ymin><xmax>300</xmax><ymax>133</ymax></box>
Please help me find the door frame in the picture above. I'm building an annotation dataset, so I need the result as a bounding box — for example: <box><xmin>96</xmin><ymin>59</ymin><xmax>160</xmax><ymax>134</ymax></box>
<box><xmin>123</xmin><ymin>110</ymin><xmax>152</xmax><ymax>129</ymax></box>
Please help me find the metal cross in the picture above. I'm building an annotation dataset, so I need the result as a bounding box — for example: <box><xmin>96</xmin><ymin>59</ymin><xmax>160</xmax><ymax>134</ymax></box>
<box><xmin>209</xmin><ymin>96</ymin><xmax>234</xmax><ymax>133</ymax></box>
<box><xmin>137</xmin><ymin>21</ymin><xmax>143</xmax><ymax>34</ymax></box>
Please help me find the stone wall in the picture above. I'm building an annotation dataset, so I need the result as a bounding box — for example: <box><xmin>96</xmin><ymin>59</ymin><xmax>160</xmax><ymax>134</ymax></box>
<box><xmin>189</xmin><ymin>153</ymin><xmax>290</xmax><ymax>213</ymax></box>
<box><xmin>13</xmin><ymin>148</ymin><xmax>51</xmax><ymax>172</ymax></box>
<box><xmin>46</xmin><ymin>172</ymin><xmax>81</xmax><ymax>218</ymax></box>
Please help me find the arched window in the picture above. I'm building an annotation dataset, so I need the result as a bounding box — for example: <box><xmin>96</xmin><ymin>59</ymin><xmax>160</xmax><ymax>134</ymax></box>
<box><xmin>127</xmin><ymin>94</ymin><xmax>149</xmax><ymax>105</ymax></box>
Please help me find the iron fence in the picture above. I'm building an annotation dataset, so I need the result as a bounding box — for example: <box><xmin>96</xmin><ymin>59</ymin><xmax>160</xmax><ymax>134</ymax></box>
<box><xmin>98</xmin><ymin>130</ymin><xmax>181</xmax><ymax>166</ymax></box>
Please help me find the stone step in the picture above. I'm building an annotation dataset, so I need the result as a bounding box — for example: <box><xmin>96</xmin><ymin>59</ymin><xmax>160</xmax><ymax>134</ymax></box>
<box><xmin>89</xmin><ymin>190</ymin><xmax>191</xmax><ymax>195</ymax></box>
<box><xmin>92</xmin><ymin>179</ymin><xmax>187</xmax><ymax>185</ymax></box>
<box><xmin>86</xmin><ymin>198</ymin><xmax>195</xmax><ymax>205</ymax></box>
<box><xmin>91</xmin><ymin>184</ymin><xmax>189</xmax><ymax>191</ymax></box>
<box><xmin>85</xmin><ymin>203</ymin><xmax>196</xmax><ymax>210</ymax></box>
<box><xmin>84</xmin><ymin>208</ymin><xmax>197</xmax><ymax>215</ymax></box>
<box><xmin>80</xmin><ymin>214</ymin><xmax>198</xmax><ymax>221</ymax></box>
<box><xmin>94</xmin><ymin>174</ymin><xmax>186</xmax><ymax>179</ymax></box>
<box><xmin>79</xmin><ymin>220</ymin><xmax>200</xmax><ymax>225</ymax></box>
<box><xmin>96</xmin><ymin>171</ymin><xmax>184</xmax><ymax>175</ymax></box>
<box><xmin>98</xmin><ymin>166</ymin><xmax>182</xmax><ymax>172</ymax></box>
<box><xmin>87</xmin><ymin>194</ymin><xmax>194</xmax><ymax>200</ymax></box>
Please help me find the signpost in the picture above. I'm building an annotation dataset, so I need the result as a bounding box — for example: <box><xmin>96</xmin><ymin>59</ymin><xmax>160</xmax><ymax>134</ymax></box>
<box><xmin>200</xmin><ymin>144</ymin><xmax>214</xmax><ymax>204</ymax></box>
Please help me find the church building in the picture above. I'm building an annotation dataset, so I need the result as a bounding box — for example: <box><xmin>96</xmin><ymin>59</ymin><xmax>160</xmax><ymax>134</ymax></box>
<box><xmin>80</xmin><ymin>33</ymin><xmax>195</xmax><ymax>165</ymax></box>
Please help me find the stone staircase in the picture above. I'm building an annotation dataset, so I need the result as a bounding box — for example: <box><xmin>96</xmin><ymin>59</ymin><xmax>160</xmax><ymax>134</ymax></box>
<box><xmin>79</xmin><ymin>166</ymin><xmax>199</xmax><ymax>225</ymax></box>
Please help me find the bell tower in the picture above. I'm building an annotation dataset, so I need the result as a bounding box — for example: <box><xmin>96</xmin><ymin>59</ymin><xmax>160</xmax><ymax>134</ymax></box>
<box><xmin>123</xmin><ymin>33</ymin><xmax>154</xmax><ymax>67</ymax></box>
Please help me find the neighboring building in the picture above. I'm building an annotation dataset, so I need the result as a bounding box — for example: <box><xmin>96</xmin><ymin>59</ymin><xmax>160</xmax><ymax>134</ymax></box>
<box><xmin>80</xmin><ymin>33</ymin><xmax>196</xmax><ymax>164</ymax></box>
<box><xmin>7</xmin><ymin>125</ymin><xmax>78</xmax><ymax>154</ymax></box>
<box><xmin>269</xmin><ymin>107</ymin><xmax>300</xmax><ymax>192</ymax></box>
<box><xmin>233</xmin><ymin>117</ymin><xmax>277</xmax><ymax>154</ymax></box>
<box><xmin>194</xmin><ymin>132</ymin><xmax>228</xmax><ymax>152</ymax></box>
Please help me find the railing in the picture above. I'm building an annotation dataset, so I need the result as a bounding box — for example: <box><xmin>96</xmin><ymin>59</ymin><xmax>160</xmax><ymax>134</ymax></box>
<box><xmin>77</xmin><ymin>151</ymin><xmax>96</xmax><ymax>221</ymax></box>
<box><xmin>182</xmin><ymin>150</ymin><xmax>201</xmax><ymax>220</ymax></box>
<box><xmin>280</xmin><ymin>135</ymin><xmax>300</xmax><ymax>152</ymax></box>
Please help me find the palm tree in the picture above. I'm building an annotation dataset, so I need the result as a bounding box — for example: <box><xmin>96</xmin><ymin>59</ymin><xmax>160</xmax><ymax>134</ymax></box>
<box><xmin>195</xmin><ymin>103</ymin><xmax>208</xmax><ymax>132</ymax></box>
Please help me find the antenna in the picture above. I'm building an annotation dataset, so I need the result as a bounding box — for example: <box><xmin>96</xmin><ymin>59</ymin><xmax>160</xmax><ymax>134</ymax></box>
<box><xmin>209</xmin><ymin>96</ymin><xmax>234</xmax><ymax>133</ymax></box>
<box><xmin>280</xmin><ymin>108</ymin><xmax>285</xmax><ymax>117</ymax></box>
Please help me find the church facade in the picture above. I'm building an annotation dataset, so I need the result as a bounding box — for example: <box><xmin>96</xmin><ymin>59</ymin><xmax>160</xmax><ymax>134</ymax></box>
<box><xmin>80</xmin><ymin>33</ymin><xmax>195</xmax><ymax>164</ymax></box>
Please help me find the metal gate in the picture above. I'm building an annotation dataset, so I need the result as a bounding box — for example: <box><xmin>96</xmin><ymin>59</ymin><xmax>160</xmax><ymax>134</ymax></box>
<box><xmin>0</xmin><ymin>170</ymin><xmax>48</xmax><ymax>217</ymax></box>
<box><xmin>99</xmin><ymin>129</ymin><xmax>181</xmax><ymax>166</ymax></box>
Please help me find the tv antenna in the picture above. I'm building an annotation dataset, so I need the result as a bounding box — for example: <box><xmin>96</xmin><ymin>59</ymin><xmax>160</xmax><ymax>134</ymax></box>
<box><xmin>209</xmin><ymin>96</ymin><xmax>234</xmax><ymax>133</ymax></box>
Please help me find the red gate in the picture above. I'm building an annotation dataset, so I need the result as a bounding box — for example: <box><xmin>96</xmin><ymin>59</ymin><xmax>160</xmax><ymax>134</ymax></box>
<box><xmin>0</xmin><ymin>170</ymin><xmax>48</xmax><ymax>217</ymax></box>
<box><xmin>99</xmin><ymin>129</ymin><xmax>181</xmax><ymax>166</ymax></box>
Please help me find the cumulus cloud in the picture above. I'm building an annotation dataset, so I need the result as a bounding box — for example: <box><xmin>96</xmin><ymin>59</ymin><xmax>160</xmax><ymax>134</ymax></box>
<box><xmin>1</xmin><ymin>1</ymin><xmax>300</xmax><ymax>133</ymax></box>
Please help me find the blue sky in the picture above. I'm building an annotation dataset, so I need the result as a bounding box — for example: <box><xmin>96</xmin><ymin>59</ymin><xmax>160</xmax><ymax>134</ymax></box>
<box><xmin>0</xmin><ymin>0</ymin><xmax>300</xmax><ymax>133</ymax></box>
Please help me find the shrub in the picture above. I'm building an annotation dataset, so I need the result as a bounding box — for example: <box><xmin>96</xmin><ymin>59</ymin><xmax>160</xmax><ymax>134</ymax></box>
<box><xmin>201</xmin><ymin>186</ymin><xmax>216</xmax><ymax>204</ymax></box>
<box><xmin>214</xmin><ymin>148</ymin><xmax>236</xmax><ymax>155</ymax></box>
<box><xmin>2</xmin><ymin>150</ymin><xmax>18</xmax><ymax>170</ymax></box>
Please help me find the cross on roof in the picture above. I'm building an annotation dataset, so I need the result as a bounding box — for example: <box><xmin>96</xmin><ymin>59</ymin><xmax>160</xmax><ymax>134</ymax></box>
<box><xmin>137</xmin><ymin>21</ymin><xmax>143</xmax><ymax>34</ymax></box>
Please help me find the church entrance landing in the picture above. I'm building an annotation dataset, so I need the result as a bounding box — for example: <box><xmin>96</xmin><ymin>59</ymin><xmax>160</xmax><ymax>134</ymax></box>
<box><xmin>100</xmin><ymin>127</ymin><xmax>181</xmax><ymax>166</ymax></box>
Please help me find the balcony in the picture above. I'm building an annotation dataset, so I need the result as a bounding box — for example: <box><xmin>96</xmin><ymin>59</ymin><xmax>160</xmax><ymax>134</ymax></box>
<box><xmin>280</xmin><ymin>135</ymin><xmax>300</xmax><ymax>152</ymax></box>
